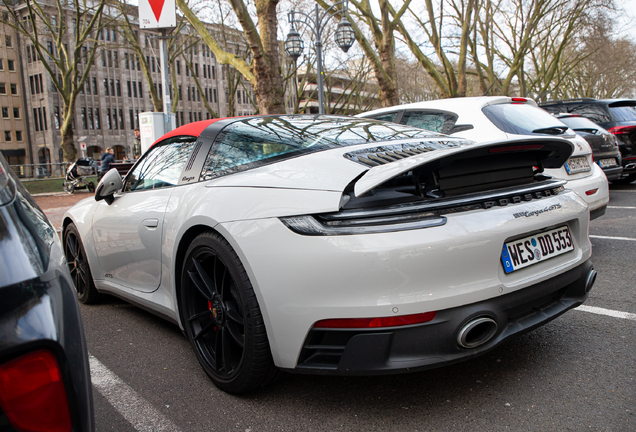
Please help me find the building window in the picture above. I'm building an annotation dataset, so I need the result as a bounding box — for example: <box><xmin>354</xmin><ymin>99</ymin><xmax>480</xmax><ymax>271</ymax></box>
<box><xmin>112</xmin><ymin>109</ymin><xmax>118</xmax><ymax>130</ymax></box>
<box><xmin>10</xmin><ymin>83</ymin><xmax>16</xmax><ymax>95</ymax></box>
<box><xmin>5</xmin><ymin>36</ymin><xmax>11</xmax><ymax>47</ymax></box>
<box><xmin>1</xmin><ymin>107</ymin><xmax>7</xmax><ymax>118</ymax></box>
<box><xmin>203</xmin><ymin>65</ymin><xmax>206</xmax><ymax>78</ymax></box>
<box><xmin>0</xmin><ymin>59</ymin><xmax>3</xmax><ymax>70</ymax></box>
<box><xmin>54</xmin><ymin>106</ymin><xmax>60</xmax><ymax>129</ymax></box>
<box><xmin>209</xmin><ymin>65</ymin><xmax>212</xmax><ymax>79</ymax></box>
<box><xmin>135</xmin><ymin>109</ymin><xmax>139</xmax><ymax>128</ymax></box>
<box><xmin>114</xmin><ymin>51</ymin><xmax>118</xmax><ymax>68</ymax></box>
<box><xmin>127</xmin><ymin>80</ymin><xmax>132</xmax><ymax>97</ymax></box>
<box><xmin>187</xmin><ymin>86</ymin><xmax>190</xmax><ymax>101</ymax></box>
<box><xmin>103</xmin><ymin>79</ymin><xmax>109</xmax><ymax>95</ymax></box>
<box><xmin>13</xmin><ymin>107</ymin><xmax>19</xmax><ymax>118</ymax></box>
<box><xmin>81</xmin><ymin>107</ymin><xmax>87</xmax><ymax>129</ymax></box>
<box><xmin>92</xmin><ymin>77</ymin><xmax>97</xmax><ymax>95</ymax></box>
<box><xmin>109</xmin><ymin>79</ymin><xmax>114</xmax><ymax>96</ymax></box>
<box><xmin>124</xmin><ymin>52</ymin><xmax>129</xmax><ymax>69</ymax></box>
<box><xmin>0</xmin><ymin>83</ymin><xmax>6</xmax><ymax>95</ymax></box>
<box><xmin>106</xmin><ymin>108</ymin><xmax>111</xmax><ymax>129</ymax></box>
<box><xmin>16</xmin><ymin>131</ymin><xmax>22</xmax><ymax>141</ymax></box>
<box><xmin>119</xmin><ymin>109</ymin><xmax>124</xmax><ymax>129</ymax></box>
<box><xmin>213</xmin><ymin>88</ymin><xmax>217</xmax><ymax>103</ymax></box>
<box><xmin>101</xmin><ymin>51</ymin><xmax>106</xmax><ymax>67</ymax></box>
<box><xmin>4</xmin><ymin>131</ymin><xmax>10</xmax><ymax>141</ymax></box>
<box><xmin>129</xmin><ymin>109</ymin><xmax>134</xmax><ymax>130</ymax></box>
<box><xmin>176</xmin><ymin>60</ymin><xmax>180</xmax><ymax>75</ymax></box>
<box><xmin>178</xmin><ymin>85</ymin><xmax>182</xmax><ymax>100</ymax></box>
<box><xmin>138</xmin><ymin>81</ymin><xmax>142</xmax><ymax>98</ymax></box>
<box><xmin>180</xmin><ymin>111</ymin><xmax>184</xmax><ymax>126</ymax></box>
<box><xmin>42</xmin><ymin>107</ymin><xmax>47</xmax><ymax>130</ymax></box>
<box><xmin>195</xmin><ymin>63</ymin><xmax>199</xmax><ymax>77</ymax></box>
<box><xmin>107</xmin><ymin>51</ymin><xmax>112</xmax><ymax>67</ymax></box>
<box><xmin>88</xmin><ymin>107</ymin><xmax>94</xmax><ymax>129</ymax></box>
<box><xmin>33</xmin><ymin>108</ymin><xmax>39</xmax><ymax>131</ymax></box>
<box><xmin>116</xmin><ymin>79</ymin><xmax>121</xmax><ymax>96</ymax></box>
<box><xmin>95</xmin><ymin>108</ymin><xmax>101</xmax><ymax>129</ymax></box>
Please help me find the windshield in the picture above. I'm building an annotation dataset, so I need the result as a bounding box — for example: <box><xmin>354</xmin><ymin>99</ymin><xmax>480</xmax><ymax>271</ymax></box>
<box><xmin>483</xmin><ymin>103</ymin><xmax>571</xmax><ymax>136</ymax></box>
<box><xmin>200</xmin><ymin>116</ymin><xmax>441</xmax><ymax>180</ymax></box>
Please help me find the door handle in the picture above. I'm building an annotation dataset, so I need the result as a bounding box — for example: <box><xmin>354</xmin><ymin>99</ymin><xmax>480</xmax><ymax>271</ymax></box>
<box><xmin>142</xmin><ymin>218</ymin><xmax>159</xmax><ymax>228</ymax></box>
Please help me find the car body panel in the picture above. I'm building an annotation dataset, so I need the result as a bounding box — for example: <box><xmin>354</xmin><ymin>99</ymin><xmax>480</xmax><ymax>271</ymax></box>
<box><xmin>91</xmin><ymin>189</ymin><xmax>171</xmax><ymax>292</ymax></box>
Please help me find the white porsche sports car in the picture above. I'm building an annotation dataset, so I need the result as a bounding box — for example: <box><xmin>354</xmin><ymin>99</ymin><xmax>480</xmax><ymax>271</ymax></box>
<box><xmin>63</xmin><ymin>115</ymin><xmax>596</xmax><ymax>393</ymax></box>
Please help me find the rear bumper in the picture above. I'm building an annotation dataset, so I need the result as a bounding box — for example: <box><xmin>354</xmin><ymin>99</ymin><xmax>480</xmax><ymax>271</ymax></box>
<box><xmin>290</xmin><ymin>259</ymin><xmax>594</xmax><ymax>375</ymax></box>
<box><xmin>562</xmin><ymin>163</ymin><xmax>609</xmax><ymax>212</ymax></box>
<box><xmin>601</xmin><ymin>165</ymin><xmax>623</xmax><ymax>182</ymax></box>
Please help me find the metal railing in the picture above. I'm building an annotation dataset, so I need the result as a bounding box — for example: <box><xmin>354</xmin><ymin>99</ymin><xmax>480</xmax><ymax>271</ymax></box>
<box><xmin>9</xmin><ymin>163</ymin><xmax>73</xmax><ymax>180</ymax></box>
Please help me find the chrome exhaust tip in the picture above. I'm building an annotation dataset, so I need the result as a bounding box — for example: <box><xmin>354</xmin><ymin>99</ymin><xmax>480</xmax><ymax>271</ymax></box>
<box><xmin>457</xmin><ymin>317</ymin><xmax>498</xmax><ymax>349</ymax></box>
<box><xmin>585</xmin><ymin>269</ymin><xmax>597</xmax><ymax>293</ymax></box>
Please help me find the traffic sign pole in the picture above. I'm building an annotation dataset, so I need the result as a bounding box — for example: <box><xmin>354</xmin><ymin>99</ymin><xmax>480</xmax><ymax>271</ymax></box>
<box><xmin>160</xmin><ymin>29</ymin><xmax>173</xmax><ymax>133</ymax></box>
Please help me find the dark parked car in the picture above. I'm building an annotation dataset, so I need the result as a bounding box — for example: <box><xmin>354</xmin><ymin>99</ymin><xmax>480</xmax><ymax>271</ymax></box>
<box><xmin>540</xmin><ymin>99</ymin><xmax>636</xmax><ymax>183</ymax></box>
<box><xmin>553</xmin><ymin>113</ymin><xmax>623</xmax><ymax>182</ymax></box>
<box><xmin>0</xmin><ymin>153</ymin><xmax>94</xmax><ymax>431</ymax></box>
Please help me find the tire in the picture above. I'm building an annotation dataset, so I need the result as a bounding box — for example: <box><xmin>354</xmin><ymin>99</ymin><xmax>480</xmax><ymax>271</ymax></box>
<box><xmin>180</xmin><ymin>232</ymin><xmax>281</xmax><ymax>393</ymax></box>
<box><xmin>64</xmin><ymin>224</ymin><xmax>101</xmax><ymax>304</ymax></box>
<box><xmin>88</xmin><ymin>182</ymin><xmax>95</xmax><ymax>192</ymax></box>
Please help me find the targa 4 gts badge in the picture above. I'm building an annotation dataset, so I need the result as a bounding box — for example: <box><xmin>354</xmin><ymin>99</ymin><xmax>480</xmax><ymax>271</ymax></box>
<box><xmin>513</xmin><ymin>203</ymin><xmax>562</xmax><ymax>218</ymax></box>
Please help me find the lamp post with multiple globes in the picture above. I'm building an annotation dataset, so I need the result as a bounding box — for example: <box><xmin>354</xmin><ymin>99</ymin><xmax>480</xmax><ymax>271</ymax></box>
<box><xmin>284</xmin><ymin>1</ymin><xmax>356</xmax><ymax>115</ymax></box>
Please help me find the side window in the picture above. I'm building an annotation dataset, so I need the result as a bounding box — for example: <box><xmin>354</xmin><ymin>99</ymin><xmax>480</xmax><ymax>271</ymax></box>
<box><xmin>124</xmin><ymin>138</ymin><xmax>196</xmax><ymax>192</ymax></box>
<box><xmin>567</xmin><ymin>104</ymin><xmax>611</xmax><ymax>123</ymax></box>
<box><xmin>368</xmin><ymin>112</ymin><xmax>400</xmax><ymax>123</ymax></box>
<box><xmin>401</xmin><ymin>110</ymin><xmax>458</xmax><ymax>134</ymax></box>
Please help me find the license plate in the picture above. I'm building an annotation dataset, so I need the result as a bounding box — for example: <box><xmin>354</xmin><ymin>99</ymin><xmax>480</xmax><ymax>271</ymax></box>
<box><xmin>501</xmin><ymin>226</ymin><xmax>574</xmax><ymax>274</ymax></box>
<box><xmin>564</xmin><ymin>156</ymin><xmax>591</xmax><ymax>174</ymax></box>
<box><xmin>598</xmin><ymin>158</ymin><xmax>618</xmax><ymax>168</ymax></box>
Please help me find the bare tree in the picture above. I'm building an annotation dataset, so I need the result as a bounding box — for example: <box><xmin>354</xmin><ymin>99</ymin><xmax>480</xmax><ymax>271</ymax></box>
<box><xmin>3</xmin><ymin>0</ymin><xmax>105</xmax><ymax>161</ymax></box>
<box><xmin>177</xmin><ymin>0</ymin><xmax>285</xmax><ymax>113</ymax></box>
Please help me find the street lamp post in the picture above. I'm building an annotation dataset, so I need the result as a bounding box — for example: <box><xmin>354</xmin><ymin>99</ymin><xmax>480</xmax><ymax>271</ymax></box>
<box><xmin>284</xmin><ymin>1</ymin><xmax>356</xmax><ymax>115</ymax></box>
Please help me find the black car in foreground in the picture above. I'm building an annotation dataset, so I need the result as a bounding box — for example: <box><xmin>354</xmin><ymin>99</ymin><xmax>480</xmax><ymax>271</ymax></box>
<box><xmin>540</xmin><ymin>98</ymin><xmax>636</xmax><ymax>183</ymax></box>
<box><xmin>0</xmin><ymin>153</ymin><xmax>94</xmax><ymax>431</ymax></box>
<box><xmin>554</xmin><ymin>113</ymin><xmax>623</xmax><ymax>182</ymax></box>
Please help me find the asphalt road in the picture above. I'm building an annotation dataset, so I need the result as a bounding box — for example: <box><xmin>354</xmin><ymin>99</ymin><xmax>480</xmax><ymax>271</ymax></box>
<box><xmin>80</xmin><ymin>183</ymin><xmax>636</xmax><ymax>432</ymax></box>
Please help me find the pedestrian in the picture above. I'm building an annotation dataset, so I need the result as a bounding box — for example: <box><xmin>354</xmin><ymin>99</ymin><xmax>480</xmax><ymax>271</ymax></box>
<box><xmin>98</xmin><ymin>147</ymin><xmax>114</xmax><ymax>181</ymax></box>
<box><xmin>132</xmin><ymin>128</ymin><xmax>142</xmax><ymax>160</ymax></box>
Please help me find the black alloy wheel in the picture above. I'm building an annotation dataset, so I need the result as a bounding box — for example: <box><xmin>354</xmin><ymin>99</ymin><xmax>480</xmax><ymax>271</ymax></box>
<box><xmin>64</xmin><ymin>224</ymin><xmax>101</xmax><ymax>304</ymax></box>
<box><xmin>181</xmin><ymin>232</ymin><xmax>280</xmax><ymax>393</ymax></box>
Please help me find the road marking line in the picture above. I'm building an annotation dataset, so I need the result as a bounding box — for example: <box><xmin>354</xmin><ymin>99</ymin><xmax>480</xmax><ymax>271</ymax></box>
<box><xmin>589</xmin><ymin>235</ymin><xmax>636</xmax><ymax>241</ymax></box>
<box><xmin>607</xmin><ymin>206</ymin><xmax>636</xmax><ymax>209</ymax></box>
<box><xmin>89</xmin><ymin>355</ymin><xmax>182</xmax><ymax>432</ymax></box>
<box><xmin>576</xmin><ymin>305</ymin><xmax>636</xmax><ymax>321</ymax></box>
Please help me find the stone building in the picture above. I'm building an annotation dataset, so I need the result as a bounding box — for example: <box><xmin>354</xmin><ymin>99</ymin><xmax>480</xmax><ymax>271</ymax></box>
<box><xmin>1</xmin><ymin>1</ymin><xmax>256</xmax><ymax>172</ymax></box>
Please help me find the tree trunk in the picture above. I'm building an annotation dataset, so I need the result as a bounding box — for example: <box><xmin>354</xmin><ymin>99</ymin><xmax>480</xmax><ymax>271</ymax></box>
<box><xmin>250</xmin><ymin>0</ymin><xmax>285</xmax><ymax>114</ymax></box>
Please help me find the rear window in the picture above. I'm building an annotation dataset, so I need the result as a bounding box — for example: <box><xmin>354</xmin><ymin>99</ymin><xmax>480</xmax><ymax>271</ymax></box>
<box><xmin>482</xmin><ymin>103</ymin><xmax>570</xmax><ymax>136</ymax></box>
<box><xmin>200</xmin><ymin>116</ymin><xmax>440</xmax><ymax>180</ymax></box>
<box><xmin>608</xmin><ymin>104</ymin><xmax>636</xmax><ymax>122</ymax></box>
<box><xmin>567</xmin><ymin>104</ymin><xmax>611</xmax><ymax>123</ymax></box>
<box><xmin>401</xmin><ymin>110</ymin><xmax>458</xmax><ymax>134</ymax></box>
<box><xmin>557</xmin><ymin>116</ymin><xmax>603</xmax><ymax>132</ymax></box>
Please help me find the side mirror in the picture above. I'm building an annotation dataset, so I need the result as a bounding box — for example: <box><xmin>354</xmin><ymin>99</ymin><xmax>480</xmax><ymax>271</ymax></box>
<box><xmin>95</xmin><ymin>168</ymin><xmax>123</xmax><ymax>205</ymax></box>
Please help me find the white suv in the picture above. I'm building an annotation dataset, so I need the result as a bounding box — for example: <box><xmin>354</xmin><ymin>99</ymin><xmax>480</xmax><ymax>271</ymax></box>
<box><xmin>357</xmin><ymin>96</ymin><xmax>609</xmax><ymax>219</ymax></box>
